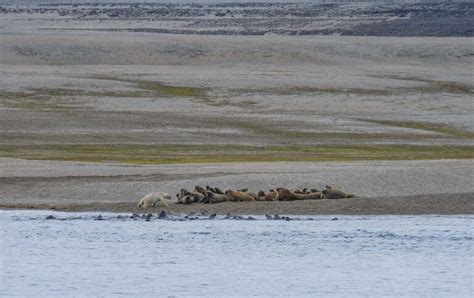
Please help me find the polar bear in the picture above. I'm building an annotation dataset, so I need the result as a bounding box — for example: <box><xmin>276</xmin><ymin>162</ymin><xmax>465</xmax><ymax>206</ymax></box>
<box><xmin>137</xmin><ymin>192</ymin><xmax>172</xmax><ymax>208</ymax></box>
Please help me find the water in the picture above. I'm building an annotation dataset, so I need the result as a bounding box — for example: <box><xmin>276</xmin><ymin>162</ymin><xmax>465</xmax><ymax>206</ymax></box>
<box><xmin>1</xmin><ymin>210</ymin><xmax>472</xmax><ymax>297</ymax></box>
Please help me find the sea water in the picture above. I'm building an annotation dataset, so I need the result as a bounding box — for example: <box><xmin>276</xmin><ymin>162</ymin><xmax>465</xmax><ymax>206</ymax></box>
<box><xmin>1</xmin><ymin>211</ymin><xmax>472</xmax><ymax>297</ymax></box>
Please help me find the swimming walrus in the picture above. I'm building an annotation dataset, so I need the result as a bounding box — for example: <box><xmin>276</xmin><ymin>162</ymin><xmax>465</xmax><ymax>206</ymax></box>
<box><xmin>321</xmin><ymin>187</ymin><xmax>355</xmax><ymax>199</ymax></box>
<box><xmin>225</xmin><ymin>190</ymin><xmax>256</xmax><ymax>202</ymax></box>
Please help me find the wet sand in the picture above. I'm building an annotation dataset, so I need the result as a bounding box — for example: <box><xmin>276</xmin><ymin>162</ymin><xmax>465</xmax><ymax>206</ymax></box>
<box><xmin>2</xmin><ymin>193</ymin><xmax>473</xmax><ymax>215</ymax></box>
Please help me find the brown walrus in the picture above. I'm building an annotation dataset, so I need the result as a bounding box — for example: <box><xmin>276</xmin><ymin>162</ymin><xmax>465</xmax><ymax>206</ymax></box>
<box><xmin>205</xmin><ymin>191</ymin><xmax>229</xmax><ymax>204</ymax></box>
<box><xmin>246</xmin><ymin>192</ymin><xmax>257</xmax><ymax>200</ymax></box>
<box><xmin>257</xmin><ymin>190</ymin><xmax>279</xmax><ymax>201</ymax></box>
<box><xmin>195</xmin><ymin>185</ymin><xmax>207</xmax><ymax>194</ymax></box>
<box><xmin>277</xmin><ymin>187</ymin><xmax>322</xmax><ymax>201</ymax></box>
<box><xmin>321</xmin><ymin>188</ymin><xmax>355</xmax><ymax>199</ymax></box>
<box><xmin>225</xmin><ymin>190</ymin><xmax>256</xmax><ymax>202</ymax></box>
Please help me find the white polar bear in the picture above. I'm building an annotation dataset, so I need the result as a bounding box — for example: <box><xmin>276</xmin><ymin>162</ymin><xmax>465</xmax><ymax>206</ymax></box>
<box><xmin>137</xmin><ymin>192</ymin><xmax>172</xmax><ymax>208</ymax></box>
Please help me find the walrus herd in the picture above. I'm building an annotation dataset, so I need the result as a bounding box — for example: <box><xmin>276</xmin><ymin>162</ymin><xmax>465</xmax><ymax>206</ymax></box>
<box><xmin>138</xmin><ymin>185</ymin><xmax>354</xmax><ymax>208</ymax></box>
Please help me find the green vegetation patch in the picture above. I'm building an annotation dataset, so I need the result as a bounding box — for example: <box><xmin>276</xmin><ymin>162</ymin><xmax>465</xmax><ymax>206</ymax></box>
<box><xmin>0</xmin><ymin>144</ymin><xmax>472</xmax><ymax>164</ymax></box>
<box><xmin>90</xmin><ymin>76</ymin><xmax>207</xmax><ymax>98</ymax></box>
<box><xmin>232</xmin><ymin>86</ymin><xmax>391</xmax><ymax>96</ymax></box>
<box><xmin>369</xmin><ymin>75</ymin><xmax>473</xmax><ymax>95</ymax></box>
<box><xmin>0</xmin><ymin>77</ymin><xmax>208</xmax><ymax>111</ymax></box>
<box><xmin>136</xmin><ymin>80</ymin><xmax>205</xmax><ymax>98</ymax></box>
<box><xmin>361</xmin><ymin>119</ymin><xmax>474</xmax><ymax>139</ymax></box>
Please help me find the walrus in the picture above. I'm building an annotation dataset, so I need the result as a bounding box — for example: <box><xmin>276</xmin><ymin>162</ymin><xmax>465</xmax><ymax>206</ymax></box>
<box><xmin>277</xmin><ymin>188</ymin><xmax>321</xmax><ymax>201</ymax></box>
<box><xmin>178</xmin><ymin>195</ymin><xmax>195</xmax><ymax>205</ymax></box>
<box><xmin>321</xmin><ymin>188</ymin><xmax>354</xmax><ymax>199</ymax></box>
<box><xmin>214</xmin><ymin>187</ymin><xmax>225</xmax><ymax>195</ymax></box>
<box><xmin>137</xmin><ymin>192</ymin><xmax>171</xmax><ymax>208</ymax></box>
<box><xmin>194</xmin><ymin>185</ymin><xmax>207</xmax><ymax>194</ymax></box>
<box><xmin>246</xmin><ymin>192</ymin><xmax>257</xmax><ymax>200</ymax></box>
<box><xmin>257</xmin><ymin>190</ymin><xmax>279</xmax><ymax>201</ymax></box>
<box><xmin>298</xmin><ymin>192</ymin><xmax>322</xmax><ymax>200</ymax></box>
<box><xmin>276</xmin><ymin>188</ymin><xmax>303</xmax><ymax>201</ymax></box>
<box><xmin>205</xmin><ymin>191</ymin><xmax>229</xmax><ymax>204</ymax></box>
<box><xmin>225</xmin><ymin>190</ymin><xmax>255</xmax><ymax>202</ymax></box>
<box><xmin>186</xmin><ymin>195</ymin><xmax>197</xmax><ymax>204</ymax></box>
<box><xmin>257</xmin><ymin>190</ymin><xmax>266</xmax><ymax>201</ymax></box>
<box><xmin>237</xmin><ymin>188</ymin><xmax>257</xmax><ymax>200</ymax></box>
<box><xmin>178</xmin><ymin>189</ymin><xmax>206</xmax><ymax>204</ymax></box>
<box><xmin>206</xmin><ymin>185</ymin><xmax>217</xmax><ymax>193</ymax></box>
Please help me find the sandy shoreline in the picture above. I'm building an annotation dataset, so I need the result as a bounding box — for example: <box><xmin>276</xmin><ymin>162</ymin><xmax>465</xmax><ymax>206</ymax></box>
<box><xmin>1</xmin><ymin>158</ymin><xmax>473</xmax><ymax>215</ymax></box>
<box><xmin>2</xmin><ymin>193</ymin><xmax>473</xmax><ymax>215</ymax></box>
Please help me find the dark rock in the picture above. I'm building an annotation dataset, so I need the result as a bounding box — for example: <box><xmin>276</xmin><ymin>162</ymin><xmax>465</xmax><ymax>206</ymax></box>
<box><xmin>247</xmin><ymin>216</ymin><xmax>257</xmax><ymax>220</ymax></box>
<box><xmin>265</xmin><ymin>214</ymin><xmax>273</xmax><ymax>220</ymax></box>
<box><xmin>208</xmin><ymin>213</ymin><xmax>217</xmax><ymax>220</ymax></box>
<box><xmin>158</xmin><ymin>210</ymin><xmax>167</xmax><ymax>219</ymax></box>
<box><xmin>95</xmin><ymin>215</ymin><xmax>104</xmax><ymax>221</ymax></box>
<box><xmin>46</xmin><ymin>215</ymin><xmax>56</xmax><ymax>220</ymax></box>
<box><xmin>274</xmin><ymin>214</ymin><xmax>281</xmax><ymax>220</ymax></box>
<box><xmin>331</xmin><ymin>217</ymin><xmax>338</xmax><ymax>221</ymax></box>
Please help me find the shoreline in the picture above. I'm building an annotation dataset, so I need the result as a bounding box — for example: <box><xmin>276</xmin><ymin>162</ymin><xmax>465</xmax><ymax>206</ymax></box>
<box><xmin>2</xmin><ymin>193</ymin><xmax>473</xmax><ymax>215</ymax></box>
